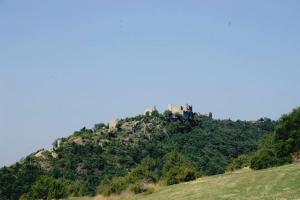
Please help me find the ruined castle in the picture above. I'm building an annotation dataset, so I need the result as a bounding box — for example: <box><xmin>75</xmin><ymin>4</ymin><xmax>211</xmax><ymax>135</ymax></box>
<box><xmin>168</xmin><ymin>104</ymin><xmax>193</xmax><ymax>115</ymax></box>
<box><xmin>109</xmin><ymin>119</ymin><xmax>119</xmax><ymax>131</ymax></box>
<box><xmin>143</xmin><ymin>106</ymin><xmax>157</xmax><ymax>115</ymax></box>
<box><xmin>108</xmin><ymin>103</ymin><xmax>211</xmax><ymax>130</ymax></box>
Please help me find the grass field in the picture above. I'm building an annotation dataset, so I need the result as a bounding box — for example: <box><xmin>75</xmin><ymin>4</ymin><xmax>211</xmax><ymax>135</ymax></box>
<box><xmin>71</xmin><ymin>163</ymin><xmax>300</xmax><ymax>200</ymax></box>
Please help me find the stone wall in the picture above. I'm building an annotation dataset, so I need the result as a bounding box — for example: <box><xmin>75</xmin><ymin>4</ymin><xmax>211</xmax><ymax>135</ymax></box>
<box><xmin>109</xmin><ymin>119</ymin><xmax>119</xmax><ymax>130</ymax></box>
<box><xmin>168</xmin><ymin>104</ymin><xmax>193</xmax><ymax>115</ymax></box>
<box><xmin>143</xmin><ymin>106</ymin><xmax>157</xmax><ymax>115</ymax></box>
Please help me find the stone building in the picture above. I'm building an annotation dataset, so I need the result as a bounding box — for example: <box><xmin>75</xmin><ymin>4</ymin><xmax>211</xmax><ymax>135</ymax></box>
<box><xmin>143</xmin><ymin>106</ymin><xmax>157</xmax><ymax>115</ymax></box>
<box><xmin>197</xmin><ymin>112</ymin><xmax>213</xmax><ymax>119</ymax></box>
<box><xmin>109</xmin><ymin>119</ymin><xmax>119</xmax><ymax>131</ymax></box>
<box><xmin>52</xmin><ymin>138</ymin><xmax>63</xmax><ymax>149</ymax></box>
<box><xmin>168</xmin><ymin>104</ymin><xmax>193</xmax><ymax>115</ymax></box>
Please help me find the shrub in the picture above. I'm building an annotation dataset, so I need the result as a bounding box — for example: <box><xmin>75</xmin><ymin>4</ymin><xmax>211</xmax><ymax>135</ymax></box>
<box><xmin>66</xmin><ymin>180</ymin><xmax>86</xmax><ymax>197</ymax></box>
<box><xmin>226</xmin><ymin>153</ymin><xmax>253</xmax><ymax>172</ymax></box>
<box><xmin>163</xmin><ymin>110</ymin><xmax>173</xmax><ymax>119</ymax></box>
<box><xmin>164</xmin><ymin>164</ymin><xmax>200</xmax><ymax>185</ymax></box>
<box><xmin>130</xmin><ymin>157</ymin><xmax>159</xmax><ymax>183</ymax></box>
<box><xmin>162</xmin><ymin>151</ymin><xmax>188</xmax><ymax>174</ymax></box>
<box><xmin>101</xmin><ymin>176</ymin><xmax>129</xmax><ymax>196</ymax></box>
<box><xmin>100</xmin><ymin>157</ymin><xmax>159</xmax><ymax>196</ymax></box>
<box><xmin>250</xmin><ymin>149</ymin><xmax>280</xmax><ymax>170</ymax></box>
<box><xmin>27</xmin><ymin>175</ymin><xmax>67</xmax><ymax>200</ymax></box>
<box><xmin>130</xmin><ymin>182</ymin><xmax>145</xmax><ymax>194</ymax></box>
<box><xmin>94</xmin><ymin>123</ymin><xmax>107</xmax><ymax>131</ymax></box>
<box><xmin>161</xmin><ymin>151</ymin><xmax>202</xmax><ymax>185</ymax></box>
<box><xmin>19</xmin><ymin>193</ymin><xmax>30</xmax><ymax>200</ymax></box>
<box><xmin>144</xmin><ymin>187</ymin><xmax>155</xmax><ymax>195</ymax></box>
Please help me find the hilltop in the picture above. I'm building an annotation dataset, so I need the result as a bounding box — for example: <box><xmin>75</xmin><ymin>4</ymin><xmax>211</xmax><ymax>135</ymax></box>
<box><xmin>0</xmin><ymin>105</ymin><xmax>275</xmax><ymax>200</ymax></box>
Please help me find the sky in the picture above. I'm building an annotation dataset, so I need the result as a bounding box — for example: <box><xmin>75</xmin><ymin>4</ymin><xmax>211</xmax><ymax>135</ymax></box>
<box><xmin>0</xmin><ymin>0</ymin><xmax>300</xmax><ymax>167</ymax></box>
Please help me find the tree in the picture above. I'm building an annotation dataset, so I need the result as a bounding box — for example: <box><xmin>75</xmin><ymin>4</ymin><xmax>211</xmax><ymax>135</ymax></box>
<box><xmin>94</xmin><ymin>123</ymin><xmax>107</xmax><ymax>131</ymax></box>
<box><xmin>28</xmin><ymin>176</ymin><xmax>67</xmax><ymax>200</ymax></box>
<box><xmin>274</xmin><ymin>108</ymin><xmax>300</xmax><ymax>156</ymax></box>
<box><xmin>249</xmin><ymin>108</ymin><xmax>300</xmax><ymax>170</ymax></box>
<box><xmin>164</xmin><ymin>164</ymin><xmax>200</xmax><ymax>185</ymax></box>
<box><xmin>250</xmin><ymin>149</ymin><xmax>279</xmax><ymax>170</ymax></box>
<box><xmin>0</xmin><ymin>159</ymin><xmax>43</xmax><ymax>200</ymax></box>
<box><xmin>226</xmin><ymin>153</ymin><xmax>253</xmax><ymax>171</ymax></box>
<box><xmin>163</xmin><ymin>110</ymin><xmax>173</xmax><ymax>119</ymax></box>
<box><xmin>162</xmin><ymin>151</ymin><xmax>201</xmax><ymax>185</ymax></box>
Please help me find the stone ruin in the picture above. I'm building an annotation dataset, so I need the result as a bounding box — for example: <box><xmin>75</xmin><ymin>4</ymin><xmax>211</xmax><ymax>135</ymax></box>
<box><xmin>108</xmin><ymin>119</ymin><xmax>119</xmax><ymax>131</ymax></box>
<box><xmin>52</xmin><ymin>138</ymin><xmax>63</xmax><ymax>149</ymax></box>
<box><xmin>108</xmin><ymin>103</ymin><xmax>212</xmax><ymax>131</ymax></box>
<box><xmin>168</xmin><ymin>104</ymin><xmax>193</xmax><ymax>115</ymax></box>
<box><xmin>143</xmin><ymin>106</ymin><xmax>157</xmax><ymax>115</ymax></box>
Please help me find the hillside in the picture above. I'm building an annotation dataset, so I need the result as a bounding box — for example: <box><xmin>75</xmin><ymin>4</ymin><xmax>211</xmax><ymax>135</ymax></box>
<box><xmin>0</xmin><ymin>109</ymin><xmax>275</xmax><ymax>200</ymax></box>
<box><xmin>131</xmin><ymin>164</ymin><xmax>300</xmax><ymax>200</ymax></box>
<box><xmin>73</xmin><ymin>163</ymin><xmax>300</xmax><ymax>200</ymax></box>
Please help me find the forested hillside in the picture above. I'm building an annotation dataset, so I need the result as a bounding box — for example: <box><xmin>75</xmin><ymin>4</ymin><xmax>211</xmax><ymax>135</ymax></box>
<box><xmin>227</xmin><ymin>107</ymin><xmax>300</xmax><ymax>171</ymax></box>
<box><xmin>0</xmin><ymin>111</ymin><xmax>275</xmax><ymax>200</ymax></box>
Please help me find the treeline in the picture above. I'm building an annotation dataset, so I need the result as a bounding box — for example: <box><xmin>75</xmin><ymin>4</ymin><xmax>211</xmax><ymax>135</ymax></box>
<box><xmin>227</xmin><ymin>107</ymin><xmax>300</xmax><ymax>171</ymax></box>
<box><xmin>0</xmin><ymin>111</ymin><xmax>275</xmax><ymax>199</ymax></box>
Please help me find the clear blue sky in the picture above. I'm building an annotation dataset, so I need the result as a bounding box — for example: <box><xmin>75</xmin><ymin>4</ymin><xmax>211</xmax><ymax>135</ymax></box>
<box><xmin>1</xmin><ymin>0</ymin><xmax>300</xmax><ymax>167</ymax></box>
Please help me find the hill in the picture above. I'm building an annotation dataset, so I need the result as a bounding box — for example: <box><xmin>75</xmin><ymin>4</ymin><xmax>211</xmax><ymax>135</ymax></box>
<box><xmin>0</xmin><ymin>108</ymin><xmax>275</xmax><ymax>200</ymax></box>
<box><xmin>131</xmin><ymin>164</ymin><xmax>300</xmax><ymax>200</ymax></box>
<box><xmin>73</xmin><ymin>163</ymin><xmax>300</xmax><ymax>200</ymax></box>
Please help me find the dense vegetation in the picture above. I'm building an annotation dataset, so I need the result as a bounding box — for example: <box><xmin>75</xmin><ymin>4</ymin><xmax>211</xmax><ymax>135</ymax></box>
<box><xmin>227</xmin><ymin>107</ymin><xmax>300</xmax><ymax>171</ymax></box>
<box><xmin>0</xmin><ymin>110</ymin><xmax>275</xmax><ymax>199</ymax></box>
<box><xmin>99</xmin><ymin>152</ymin><xmax>201</xmax><ymax>196</ymax></box>
<box><xmin>0</xmin><ymin>158</ymin><xmax>43</xmax><ymax>200</ymax></box>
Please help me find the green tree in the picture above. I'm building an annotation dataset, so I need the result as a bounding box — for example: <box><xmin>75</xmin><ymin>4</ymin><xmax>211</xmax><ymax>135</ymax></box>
<box><xmin>163</xmin><ymin>110</ymin><xmax>173</xmax><ymax>119</ymax></box>
<box><xmin>164</xmin><ymin>164</ymin><xmax>200</xmax><ymax>185</ymax></box>
<box><xmin>226</xmin><ymin>153</ymin><xmax>253</xmax><ymax>171</ymax></box>
<box><xmin>248</xmin><ymin>108</ymin><xmax>300</xmax><ymax>170</ymax></box>
<box><xmin>250</xmin><ymin>149</ymin><xmax>279</xmax><ymax>170</ymax></box>
<box><xmin>274</xmin><ymin>108</ymin><xmax>300</xmax><ymax>157</ymax></box>
<box><xmin>0</xmin><ymin>159</ymin><xmax>43</xmax><ymax>200</ymax></box>
<box><xmin>28</xmin><ymin>176</ymin><xmax>67</xmax><ymax>200</ymax></box>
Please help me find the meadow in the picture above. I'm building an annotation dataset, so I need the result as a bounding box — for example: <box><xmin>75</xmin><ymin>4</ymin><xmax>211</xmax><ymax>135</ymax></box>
<box><xmin>71</xmin><ymin>163</ymin><xmax>300</xmax><ymax>200</ymax></box>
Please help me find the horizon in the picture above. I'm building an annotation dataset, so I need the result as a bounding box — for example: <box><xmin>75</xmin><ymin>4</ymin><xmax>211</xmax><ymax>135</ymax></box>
<box><xmin>1</xmin><ymin>0</ymin><xmax>300</xmax><ymax>167</ymax></box>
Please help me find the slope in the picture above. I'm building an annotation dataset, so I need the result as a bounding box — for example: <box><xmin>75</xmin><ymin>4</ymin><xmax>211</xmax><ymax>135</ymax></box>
<box><xmin>129</xmin><ymin>163</ymin><xmax>300</xmax><ymax>200</ymax></box>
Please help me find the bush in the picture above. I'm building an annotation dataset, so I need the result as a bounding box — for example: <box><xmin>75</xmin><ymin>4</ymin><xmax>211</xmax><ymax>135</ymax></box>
<box><xmin>226</xmin><ymin>153</ymin><xmax>253</xmax><ymax>172</ymax></box>
<box><xmin>101</xmin><ymin>176</ymin><xmax>129</xmax><ymax>196</ymax></box>
<box><xmin>27</xmin><ymin>175</ymin><xmax>67</xmax><ymax>200</ymax></box>
<box><xmin>66</xmin><ymin>180</ymin><xmax>86</xmax><ymax>197</ymax></box>
<box><xmin>164</xmin><ymin>164</ymin><xmax>200</xmax><ymax>185</ymax></box>
<box><xmin>130</xmin><ymin>157</ymin><xmax>159</xmax><ymax>183</ymax></box>
<box><xmin>250</xmin><ymin>149</ymin><xmax>280</xmax><ymax>170</ymax></box>
<box><xmin>161</xmin><ymin>151</ymin><xmax>202</xmax><ymax>185</ymax></box>
<box><xmin>130</xmin><ymin>182</ymin><xmax>145</xmax><ymax>194</ymax></box>
<box><xmin>100</xmin><ymin>157</ymin><xmax>159</xmax><ymax>196</ymax></box>
<box><xmin>144</xmin><ymin>187</ymin><xmax>155</xmax><ymax>195</ymax></box>
<box><xmin>19</xmin><ymin>193</ymin><xmax>31</xmax><ymax>200</ymax></box>
<box><xmin>94</xmin><ymin>123</ymin><xmax>107</xmax><ymax>131</ymax></box>
<box><xmin>162</xmin><ymin>151</ymin><xmax>188</xmax><ymax>174</ymax></box>
<box><xmin>163</xmin><ymin>110</ymin><xmax>173</xmax><ymax>119</ymax></box>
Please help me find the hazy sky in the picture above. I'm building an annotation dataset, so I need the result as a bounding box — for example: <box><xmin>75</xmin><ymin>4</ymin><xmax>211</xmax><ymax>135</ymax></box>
<box><xmin>1</xmin><ymin>0</ymin><xmax>300</xmax><ymax>167</ymax></box>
